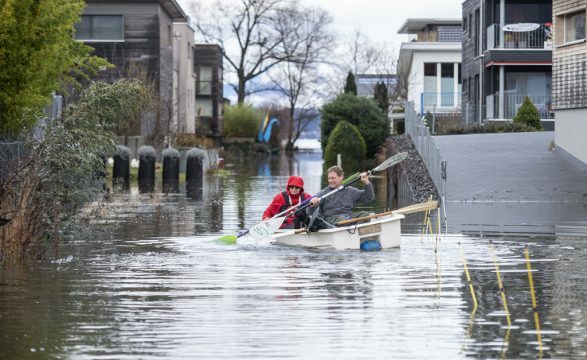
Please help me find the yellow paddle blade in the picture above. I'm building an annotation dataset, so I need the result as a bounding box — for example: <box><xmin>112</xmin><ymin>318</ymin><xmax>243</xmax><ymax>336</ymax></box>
<box><xmin>215</xmin><ymin>234</ymin><xmax>238</xmax><ymax>245</ymax></box>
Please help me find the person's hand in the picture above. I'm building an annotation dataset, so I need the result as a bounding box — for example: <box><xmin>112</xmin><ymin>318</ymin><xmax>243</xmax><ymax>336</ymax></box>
<box><xmin>360</xmin><ymin>172</ymin><xmax>370</xmax><ymax>185</ymax></box>
<box><xmin>310</xmin><ymin>197</ymin><xmax>320</xmax><ymax>206</ymax></box>
<box><xmin>262</xmin><ymin>217</ymin><xmax>269</xmax><ymax>221</ymax></box>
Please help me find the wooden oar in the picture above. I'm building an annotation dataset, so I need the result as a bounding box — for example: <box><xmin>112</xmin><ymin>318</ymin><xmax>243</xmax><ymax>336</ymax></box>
<box><xmin>335</xmin><ymin>200</ymin><xmax>439</xmax><ymax>226</ymax></box>
<box><xmin>292</xmin><ymin>200</ymin><xmax>437</xmax><ymax>234</ymax></box>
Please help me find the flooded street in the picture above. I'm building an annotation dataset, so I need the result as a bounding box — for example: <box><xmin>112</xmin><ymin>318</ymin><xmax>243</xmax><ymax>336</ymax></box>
<box><xmin>1</xmin><ymin>152</ymin><xmax>586</xmax><ymax>359</ymax></box>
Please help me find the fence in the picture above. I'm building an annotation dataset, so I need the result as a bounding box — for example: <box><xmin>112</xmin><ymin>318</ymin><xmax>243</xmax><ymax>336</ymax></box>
<box><xmin>486</xmin><ymin>93</ymin><xmax>554</xmax><ymax>120</ymax></box>
<box><xmin>404</xmin><ymin>101</ymin><xmax>447</xmax><ymax>230</ymax></box>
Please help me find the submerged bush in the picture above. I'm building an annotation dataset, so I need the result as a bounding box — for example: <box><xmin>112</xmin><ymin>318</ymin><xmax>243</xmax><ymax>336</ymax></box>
<box><xmin>0</xmin><ymin>80</ymin><xmax>153</xmax><ymax>262</ymax></box>
<box><xmin>324</xmin><ymin>120</ymin><xmax>366</xmax><ymax>169</ymax></box>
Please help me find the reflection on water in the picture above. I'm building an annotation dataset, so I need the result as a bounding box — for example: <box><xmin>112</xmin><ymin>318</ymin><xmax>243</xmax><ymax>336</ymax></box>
<box><xmin>1</xmin><ymin>152</ymin><xmax>587</xmax><ymax>359</ymax></box>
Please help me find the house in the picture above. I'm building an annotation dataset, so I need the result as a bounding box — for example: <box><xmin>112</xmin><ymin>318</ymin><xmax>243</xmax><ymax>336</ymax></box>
<box><xmin>193</xmin><ymin>44</ymin><xmax>225</xmax><ymax>140</ymax></box>
<box><xmin>552</xmin><ymin>0</ymin><xmax>587</xmax><ymax>165</ymax></box>
<box><xmin>173</xmin><ymin>22</ymin><xmax>196</xmax><ymax>135</ymax></box>
<box><xmin>75</xmin><ymin>0</ymin><xmax>190</xmax><ymax>146</ymax></box>
<box><xmin>397</xmin><ymin>19</ymin><xmax>463</xmax><ymax>119</ymax></box>
<box><xmin>462</xmin><ymin>0</ymin><xmax>554</xmax><ymax>128</ymax></box>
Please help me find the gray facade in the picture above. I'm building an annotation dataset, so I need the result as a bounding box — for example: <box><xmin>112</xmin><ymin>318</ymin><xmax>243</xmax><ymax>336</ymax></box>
<box><xmin>462</xmin><ymin>0</ymin><xmax>554</xmax><ymax>126</ymax></box>
<box><xmin>78</xmin><ymin>0</ymin><xmax>188</xmax><ymax>140</ymax></box>
<box><xmin>193</xmin><ymin>44</ymin><xmax>224</xmax><ymax>139</ymax></box>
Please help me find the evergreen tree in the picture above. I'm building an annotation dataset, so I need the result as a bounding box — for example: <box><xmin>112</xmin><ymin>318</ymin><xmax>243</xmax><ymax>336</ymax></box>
<box><xmin>373</xmin><ymin>81</ymin><xmax>390</xmax><ymax>114</ymax></box>
<box><xmin>324</xmin><ymin>120</ymin><xmax>366</xmax><ymax>170</ymax></box>
<box><xmin>0</xmin><ymin>0</ymin><xmax>110</xmax><ymax>138</ymax></box>
<box><xmin>320</xmin><ymin>93</ymin><xmax>390</xmax><ymax>157</ymax></box>
<box><xmin>344</xmin><ymin>71</ymin><xmax>357</xmax><ymax>95</ymax></box>
<box><xmin>512</xmin><ymin>96</ymin><xmax>542</xmax><ymax>130</ymax></box>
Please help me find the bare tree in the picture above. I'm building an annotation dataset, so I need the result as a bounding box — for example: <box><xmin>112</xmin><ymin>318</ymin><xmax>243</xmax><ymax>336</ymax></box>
<box><xmin>190</xmin><ymin>0</ymin><xmax>295</xmax><ymax>104</ymax></box>
<box><xmin>336</xmin><ymin>28</ymin><xmax>382</xmax><ymax>80</ymax></box>
<box><xmin>269</xmin><ymin>5</ymin><xmax>335</xmax><ymax>151</ymax></box>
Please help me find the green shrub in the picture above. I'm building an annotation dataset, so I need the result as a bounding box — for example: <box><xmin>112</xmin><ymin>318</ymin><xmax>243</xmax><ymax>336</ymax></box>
<box><xmin>441</xmin><ymin>121</ymin><xmax>537</xmax><ymax>135</ymax></box>
<box><xmin>513</xmin><ymin>96</ymin><xmax>542</xmax><ymax>130</ymax></box>
<box><xmin>223</xmin><ymin>104</ymin><xmax>262</xmax><ymax>138</ymax></box>
<box><xmin>324</xmin><ymin>120</ymin><xmax>366</xmax><ymax>170</ymax></box>
<box><xmin>321</xmin><ymin>93</ymin><xmax>389</xmax><ymax>157</ymax></box>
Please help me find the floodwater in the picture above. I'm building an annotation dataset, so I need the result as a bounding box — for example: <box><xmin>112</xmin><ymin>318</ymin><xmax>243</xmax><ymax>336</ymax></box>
<box><xmin>1</xmin><ymin>152</ymin><xmax>587</xmax><ymax>359</ymax></box>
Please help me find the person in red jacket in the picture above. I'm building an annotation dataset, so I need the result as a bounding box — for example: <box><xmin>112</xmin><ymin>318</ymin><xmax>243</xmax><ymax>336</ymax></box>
<box><xmin>262</xmin><ymin>175</ymin><xmax>311</xmax><ymax>229</ymax></box>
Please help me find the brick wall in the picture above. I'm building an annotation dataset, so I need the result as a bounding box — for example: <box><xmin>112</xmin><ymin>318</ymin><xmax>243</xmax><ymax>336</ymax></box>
<box><xmin>552</xmin><ymin>0</ymin><xmax>587</xmax><ymax>109</ymax></box>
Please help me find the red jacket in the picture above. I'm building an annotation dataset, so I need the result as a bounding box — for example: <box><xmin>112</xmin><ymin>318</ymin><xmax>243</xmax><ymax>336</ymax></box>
<box><xmin>263</xmin><ymin>176</ymin><xmax>311</xmax><ymax>227</ymax></box>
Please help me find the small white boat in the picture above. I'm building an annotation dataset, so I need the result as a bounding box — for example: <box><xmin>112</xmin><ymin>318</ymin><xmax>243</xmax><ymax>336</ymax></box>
<box><xmin>273</xmin><ymin>213</ymin><xmax>405</xmax><ymax>250</ymax></box>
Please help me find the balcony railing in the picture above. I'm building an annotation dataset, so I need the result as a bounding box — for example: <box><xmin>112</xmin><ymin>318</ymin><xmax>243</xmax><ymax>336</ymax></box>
<box><xmin>486</xmin><ymin>93</ymin><xmax>554</xmax><ymax>119</ymax></box>
<box><xmin>487</xmin><ymin>23</ymin><xmax>553</xmax><ymax>50</ymax></box>
<box><xmin>421</xmin><ymin>92</ymin><xmax>462</xmax><ymax>114</ymax></box>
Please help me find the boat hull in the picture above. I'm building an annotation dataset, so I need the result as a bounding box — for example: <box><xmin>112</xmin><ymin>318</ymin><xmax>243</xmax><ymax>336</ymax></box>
<box><xmin>273</xmin><ymin>214</ymin><xmax>404</xmax><ymax>250</ymax></box>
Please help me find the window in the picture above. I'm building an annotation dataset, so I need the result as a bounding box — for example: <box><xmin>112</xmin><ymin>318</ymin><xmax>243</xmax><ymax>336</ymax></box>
<box><xmin>197</xmin><ymin>66</ymin><xmax>212</xmax><ymax>95</ymax></box>
<box><xmin>563</xmin><ymin>10</ymin><xmax>586</xmax><ymax>43</ymax></box>
<box><xmin>463</xmin><ymin>17</ymin><xmax>468</xmax><ymax>33</ymax></box>
<box><xmin>423</xmin><ymin>63</ymin><xmax>437</xmax><ymax>106</ymax></box>
<box><xmin>75</xmin><ymin>15</ymin><xmax>123</xmax><ymax>41</ymax></box>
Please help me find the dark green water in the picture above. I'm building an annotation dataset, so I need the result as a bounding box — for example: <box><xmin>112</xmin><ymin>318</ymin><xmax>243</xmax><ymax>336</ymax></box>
<box><xmin>1</xmin><ymin>152</ymin><xmax>586</xmax><ymax>359</ymax></box>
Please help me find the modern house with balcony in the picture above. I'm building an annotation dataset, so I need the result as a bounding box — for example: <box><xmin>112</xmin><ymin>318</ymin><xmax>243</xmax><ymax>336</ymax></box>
<box><xmin>397</xmin><ymin>19</ymin><xmax>463</xmax><ymax>118</ymax></box>
<box><xmin>462</xmin><ymin>0</ymin><xmax>554</xmax><ymax>128</ymax></box>
<box><xmin>552</xmin><ymin>0</ymin><xmax>586</xmax><ymax>165</ymax></box>
<box><xmin>76</xmin><ymin>0</ymin><xmax>192</xmax><ymax>147</ymax></box>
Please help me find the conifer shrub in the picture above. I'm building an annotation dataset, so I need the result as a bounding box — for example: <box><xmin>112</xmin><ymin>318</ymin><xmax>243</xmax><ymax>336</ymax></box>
<box><xmin>513</xmin><ymin>96</ymin><xmax>542</xmax><ymax>130</ymax></box>
<box><xmin>324</xmin><ymin>120</ymin><xmax>366</xmax><ymax>170</ymax></box>
<box><xmin>321</xmin><ymin>93</ymin><xmax>389</xmax><ymax>157</ymax></box>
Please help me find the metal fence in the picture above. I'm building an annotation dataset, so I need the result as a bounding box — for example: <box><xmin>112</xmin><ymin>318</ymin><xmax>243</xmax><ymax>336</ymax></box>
<box><xmin>404</xmin><ymin>101</ymin><xmax>447</xmax><ymax>229</ymax></box>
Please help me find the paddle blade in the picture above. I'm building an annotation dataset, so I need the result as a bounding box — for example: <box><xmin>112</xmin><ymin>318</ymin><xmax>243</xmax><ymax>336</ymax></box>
<box><xmin>248</xmin><ymin>217</ymin><xmax>286</xmax><ymax>240</ymax></box>
<box><xmin>215</xmin><ymin>234</ymin><xmax>238</xmax><ymax>245</ymax></box>
<box><xmin>373</xmin><ymin>152</ymin><xmax>409</xmax><ymax>172</ymax></box>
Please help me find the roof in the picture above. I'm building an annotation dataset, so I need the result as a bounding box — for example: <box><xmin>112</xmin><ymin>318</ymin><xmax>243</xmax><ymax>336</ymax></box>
<box><xmin>85</xmin><ymin>0</ymin><xmax>188</xmax><ymax>21</ymax></box>
<box><xmin>397</xmin><ymin>18</ymin><xmax>462</xmax><ymax>34</ymax></box>
<box><xmin>397</xmin><ymin>42</ymin><xmax>462</xmax><ymax>74</ymax></box>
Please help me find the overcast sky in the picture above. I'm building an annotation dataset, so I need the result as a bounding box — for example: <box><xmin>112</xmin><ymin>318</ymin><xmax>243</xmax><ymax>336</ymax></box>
<box><xmin>176</xmin><ymin>0</ymin><xmax>463</xmax><ymax>50</ymax></box>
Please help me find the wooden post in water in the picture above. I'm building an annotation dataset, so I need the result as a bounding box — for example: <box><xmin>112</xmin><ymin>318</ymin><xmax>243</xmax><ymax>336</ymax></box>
<box><xmin>113</xmin><ymin>145</ymin><xmax>130</xmax><ymax>191</ymax></box>
<box><xmin>137</xmin><ymin>145</ymin><xmax>156</xmax><ymax>193</ymax></box>
<box><xmin>186</xmin><ymin>148</ymin><xmax>205</xmax><ymax>199</ymax></box>
<box><xmin>162</xmin><ymin>147</ymin><xmax>180</xmax><ymax>193</ymax></box>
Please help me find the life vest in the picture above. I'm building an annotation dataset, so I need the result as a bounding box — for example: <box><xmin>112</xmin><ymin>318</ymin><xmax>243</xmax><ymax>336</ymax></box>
<box><xmin>279</xmin><ymin>191</ymin><xmax>306</xmax><ymax>214</ymax></box>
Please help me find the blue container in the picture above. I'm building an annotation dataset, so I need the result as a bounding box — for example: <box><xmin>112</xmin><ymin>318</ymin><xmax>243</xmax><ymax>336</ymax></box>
<box><xmin>360</xmin><ymin>239</ymin><xmax>382</xmax><ymax>251</ymax></box>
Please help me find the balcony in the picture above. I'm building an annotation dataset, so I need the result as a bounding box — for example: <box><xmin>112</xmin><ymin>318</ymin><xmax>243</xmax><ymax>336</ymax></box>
<box><xmin>487</xmin><ymin>23</ymin><xmax>553</xmax><ymax>50</ymax></box>
<box><xmin>486</xmin><ymin>92</ymin><xmax>554</xmax><ymax>120</ymax></box>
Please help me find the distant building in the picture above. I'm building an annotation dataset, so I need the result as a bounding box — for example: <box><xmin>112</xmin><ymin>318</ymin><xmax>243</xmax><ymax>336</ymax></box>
<box><xmin>552</xmin><ymin>0</ymin><xmax>587</xmax><ymax>165</ymax></box>
<box><xmin>76</xmin><ymin>0</ymin><xmax>191</xmax><ymax>145</ymax></box>
<box><xmin>397</xmin><ymin>18</ymin><xmax>463</xmax><ymax>118</ymax></box>
<box><xmin>193</xmin><ymin>44</ymin><xmax>224</xmax><ymax>140</ymax></box>
<box><xmin>173</xmin><ymin>22</ymin><xmax>196</xmax><ymax>135</ymax></box>
<box><xmin>462</xmin><ymin>0</ymin><xmax>553</xmax><ymax>128</ymax></box>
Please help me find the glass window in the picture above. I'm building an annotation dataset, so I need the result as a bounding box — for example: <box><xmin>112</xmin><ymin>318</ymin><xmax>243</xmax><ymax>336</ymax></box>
<box><xmin>440</xmin><ymin>63</ymin><xmax>454</xmax><ymax>106</ymax></box>
<box><xmin>75</xmin><ymin>15</ymin><xmax>123</xmax><ymax>41</ymax></box>
<box><xmin>423</xmin><ymin>63</ymin><xmax>437</xmax><ymax>106</ymax></box>
<box><xmin>198</xmin><ymin>66</ymin><xmax>212</xmax><ymax>95</ymax></box>
<box><xmin>564</xmin><ymin>11</ymin><xmax>586</xmax><ymax>43</ymax></box>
